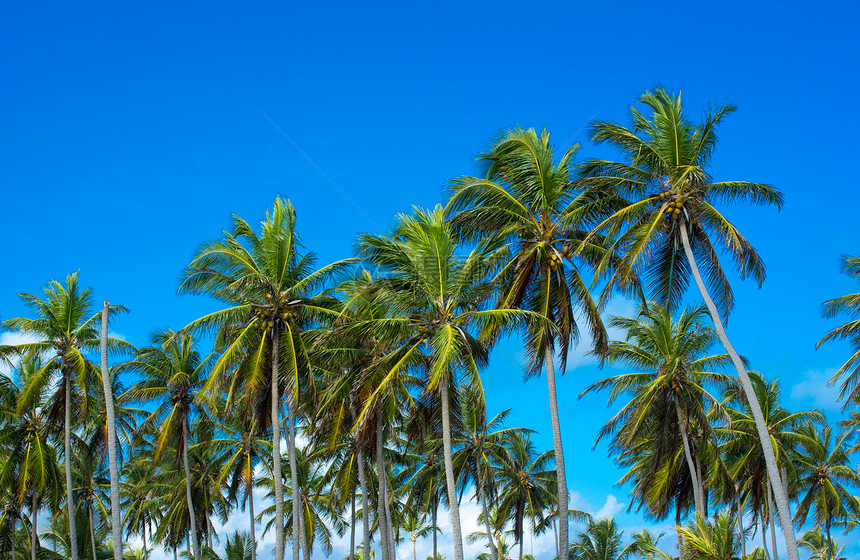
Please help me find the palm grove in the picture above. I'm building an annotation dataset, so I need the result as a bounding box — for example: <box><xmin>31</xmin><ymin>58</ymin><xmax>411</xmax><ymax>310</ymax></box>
<box><xmin>1</xmin><ymin>89</ymin><xmax>858</xmax><ymax>560</ymax></box>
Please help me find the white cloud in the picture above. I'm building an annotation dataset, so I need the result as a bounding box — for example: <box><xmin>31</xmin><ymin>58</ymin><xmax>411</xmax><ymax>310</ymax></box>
<box><xmin>789</xmin><ymin>369</ymin><xmax>842</xmax><ymax>411</ymax></box>
<box><xmin>593</xmin><ymin>495</ymin><xmax>625</xmax><ymax>520</ymax></box>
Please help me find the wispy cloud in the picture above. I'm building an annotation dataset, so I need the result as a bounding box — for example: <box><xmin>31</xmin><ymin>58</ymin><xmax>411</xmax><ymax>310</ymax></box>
<box><xmin>789</xmin><ymin>369</ymin><xmax>843</xmax><ymax>411</ymax></box>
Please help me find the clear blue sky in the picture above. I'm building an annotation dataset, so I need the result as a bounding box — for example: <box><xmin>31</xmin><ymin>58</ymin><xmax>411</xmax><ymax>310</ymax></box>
<box><xmin>2</xmin><ymin>0</ymin><xmax>860</xmax><ymax>557</ymax></box>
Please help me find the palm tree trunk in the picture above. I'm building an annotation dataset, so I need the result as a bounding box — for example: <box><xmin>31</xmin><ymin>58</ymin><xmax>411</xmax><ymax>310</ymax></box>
<box><xmin>12</xmin><ymin>513</ymin><xmax>16</xmax><ymax>560</ymax></box>
<box><xmin>676</xmin><ymin>507</ymin><xmax>685</xmax><ymax>560</ymax></box>
<box><xmin>249</xmin><ymin>484</ymin><xmax>257</xmax><ymax>560</ymax></box>
<box><xmin>768</xmin><ymin>478</ymin><xmax>778</xmax><ymax>560</ymax></box>
<box><xmin>350</xmin><ymin>492</ymin><xmax>357</xmax><ymax>560</ymax></box>
<box><xmin>30</xmin><ymin>494</ymin><xmax>37</xmax><ymax>560</ymax></box>
<box><xmin>174</xmin><ymin>547</ymin><xmax>178</xmax><ymax>560</ymax></box>
<box><xmin>287</xmin><ymin>397</ymin><xmax>302</xmax><ymax>560</ymax></box>
<box><xmin>182</xmin><ymin>417</ymin><xmax>201</xmax><ymax>560</ymax></box>
<box><xmin>100</xmin><ymin>302</ymin><xmax>123</xmax><ymax>560</ymax></box>
<box><xmin>475</xmin><ymin>466</ymin><xmax>498</xmax><ymax>560</ymax></box>
<box><xmin>439</xmin><ymin>380</ymin><xmax>465</xmax><ymax>560</ymax></box>
<box><xmin>826</xmin><ymin>517</ymin><xmax>832</xmax><ymax>560</ymax></box>
<box><xmin>143</xmin><ymin>523</ymin><xmax>148</xmax><ymax>560</ymax></box>
<box><xmin>674</xmin><ymin>396</ymin><xmax>704</xmax><ymax>515</ymax></box>
<box><xmin>553</xmin><ymin>517</ymin><xmax>558</xmax><ymax>560</ymax></box>
<box><xmin>413</xmin><ymin>537</ymin><xmax>417</xmax><ymax>560</ymax></box>
<box><xmin>299</xmin><ymin>501</ymin><xmax>311</xmax><ymax>560</ymax></box>
<box><xmin>431</xmin><ymin>494</ymin><xmax>438</xmax><ymax>560</ymax></box>
<box><xmin>517</xmin><ymin>534</ymin><xmax>523</xmax><ymax>560</ymax></box>
<box><xmin>64</xmin><ymin>372</ymin><xmax>79</xmax><ymax>560</ymax></box>
<box><xmin>186</xmin><ymin>529</ymin><xmax>191</xmax><ymax>560</ymax></box>
<box><xmin>88</xmin><ymin>504</ymin><xmax>98</xmax><ymax>560</ymax></box>
<box><xmin>678</xmin><ymin>221</ymin><xmax>800</xmax><ymax>560</ymax></box>
<box><xmin>738</xmin><ymin>496</ymin><xmax>746</xmax><ymax>559</ymax></box>
<box><xmin>761</xmin><ymin>516</ymin><xmax>771</xmax><ymax>560</ymax></box>
<box><xmin>358</xmin><ymin>448</ymin><xmax>370</xmax><ymax>560</ymax></box>
<box><xmin>271</xmin><ymin>327</ymin><xmax>286</xmax><ymax>560</ymax></box>
<box><xmin>383</xmin><ymin>466</ymin><xmax>396</xmax><ymax>560</ymax></box>
<box><xmin>376</xmin><ymin>421</ymin><xmax>390</xmax><ymax>560</ymax></box>
<box><xmin>543</xmin><ymin>346</ymin><xmax>568</xmax><ymax>560</ymax></box>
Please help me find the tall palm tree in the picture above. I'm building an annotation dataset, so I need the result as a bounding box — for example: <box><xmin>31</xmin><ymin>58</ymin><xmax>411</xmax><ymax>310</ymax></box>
<box><xmin>356</xmin><ymin>206</ymin><xmax>542</xmax><ymax>560</ymax></box>
<box><xmin>0</xmin><ymin>356</ymin><xmax>62</xmax><ymax>560</ymax></box>
<box><xmin>581</xmin><ymin>303</ymin><xmax>732</xmax><ymax>517</ymax></box>
<box><xmin>578</xmin><ymin>88</ymin><xmax>796</xmax><ymax>560</ymax></box>
<box><xmin>817</xmin><ymin>254</ymin><xmax>860</xmax><ymax>407</ymax></box>
<box><xmin>446</xmin><ymin>127</ymin><xmax>612</xmax><ymax>560</ymax></box>
<box><xmin>494</xmin><ymin>432</ymin><xmax>556</xmax><ymax>560</ymax></box>
<box><xmin>178</xmin><ymin>197</ymin><xmax>353</xmax><ymax>560</ymax></box>
<box><xmin>568</xmin><ymin>518</ymin><xmax>638</xmax><ymax>560</ymax></box>
<box><xmin>3</xmin><ymin>272</ymin><xmax>131</xmax><ymax>560</ymax></box>
<box><xmin>121</xmin><ymin>329</ymin><xmax>211</xmax><ymax>560</ymax></box>
<box><xmin>792</xmin><ymin>422</ymin><xmax>860</xmax><ymax>556</ymax></box>
<box><xmin>100</xmin><ymin>301</ymin><xmax>125</xmax><ymax>560</ymax></box>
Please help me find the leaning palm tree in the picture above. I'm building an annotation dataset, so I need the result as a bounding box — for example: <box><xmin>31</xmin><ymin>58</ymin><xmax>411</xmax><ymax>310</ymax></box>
<box><xmin>100</xmin><ymin>301</ymin><xmax>124</xmax><ymax>560</ymax></box>
<box><xmin>817</xmin><ymin>254</ymin><xmax>860</xmax><ymax>407</ymax></box>
<box><xmin>178</xmin><ymin>196</ymin><xmax>353</xmax><ymax>560</ymax></box>
<box><xmin>120</xmin><ymin>329</ymin><xmax>211</xmax><ymax>560</ymax></box>
<box><xmin>578</xmin><ymin>87</ymin><xmax>797</xmax><ymax>560</ymax></box>
<box><xmin>581</xmin><ymin>303</ymin><xmax>733</xmax><ymax>517</ymax></box>
<box><xmin>355</xmin><ymin>206</ymin><xmax>543</xmax><ymax>560</ymax></box>
<box><xmin>3</xmin><ymin>272</ymin><xmax>131</xmax><ymax>560</ymax></box>
<box><xmin>446</xmin><ymin>127</ymin><xmax>613</xmax><ymax>560</ymax></box>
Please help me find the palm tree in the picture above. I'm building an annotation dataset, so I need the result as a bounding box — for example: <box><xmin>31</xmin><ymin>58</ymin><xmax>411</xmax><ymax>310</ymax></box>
<box><xmin>676</xmin><ymin>510</ymin><xmax>742</xmax><ymax>560</ymax></box>
<box><xmin>399</xmin><ymin>507</ymin><xmax>437</xmax><ymax>560</ymax></box>
<box><xmin>792</xmin><ymin>422</ymin><xmax>860</xmax><ymax>556</ymax></box>
<box><xmin>817</xmin><ymin>254</ymin><xmax>860</xmax><ymax>407</ymax></box>
<box><xmin>121</xmin><ymin>329</ymin><xmax>211</xmax><ymax>560</ymax></box>
<box><xmin>100</xmin><ymin>301</ymin><xmax>125</xmax><ymax>560</ymax></box>
<box><xmin>178</xmin><ymin>196</ymin><xmax>353</xmax><ymax>560</ymax></box>
<box><xmin>716</xmin><ymin>372</ymin><xmax>822</xmax><ymax>560</ymax></box>
<box><xmin>797</xmin><ymin>527</ymin><xmax>846</xmax><ymax>560</ymax></box>
<box><xmin>356</xmin><ymin>206</ymin><xmax>542</xmax><ymax>560</ymax></box>
<box><xmin>213</xmin><ymin>415</ymin><xmax>268</xmax><ymax>560</ymax></box>
<box><xmin>3</xmin><ymin>272</ymin><xmax>131</xmax><ymax>560</ymax></box>
<box><xmin>630</xmin><ymin>530</ymin><xmax>672</xmax><ymax>560</ymax></box>
<box><xmin>581</xmin><ymin>303</ymin><xmax>732</xmax><ymax>517</ymax></box>
<box><xmin>568</xmin><ymin>518</ymin><xmax>638</xmax><ymax>560</ymax></box>
<box><xmin>446</xmin><ymin>127</ymin><xmax>612</xmax><ymax>560</ymax></box>
<box><xmin>494</xmin><ymin>432</ymin><xmax>556</xmax><ymax>560</ymax></box>
<box><xmin>579</xmin><ymin>87</ymin><xmax>796</xmax><ymax>560</ymax></box>
<box><xmin>0</xmin><ymin>355</ymin><xmax>62</xmax><ymax>560</ymax></box>
<box><xmin>452</xmin><ymin>384</ymin><xmax>521</xmax><ymax>560</ymax></box>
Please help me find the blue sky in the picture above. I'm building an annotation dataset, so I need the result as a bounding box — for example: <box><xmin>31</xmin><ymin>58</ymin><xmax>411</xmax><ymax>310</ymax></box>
<box><xmin>2</xmin><ymin>0</ymin><xmax>860</xmax><ymax>558</ymax></box>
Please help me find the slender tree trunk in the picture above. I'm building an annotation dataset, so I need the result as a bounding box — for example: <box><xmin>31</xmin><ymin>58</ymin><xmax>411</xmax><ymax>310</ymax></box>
<box><xmin>299</xmin><ymin>500</ymin><xmax>311</xmax><ymax>560</ymax></box>
<box><xmin>100</xmin><ymin>302</ymin><xmax>123</xmax><ymax>560</ymax></box>
<box><xmin>439</xmin><ymin>381</ymin><xmax>464</xmax><ymax>560</ymax></box>
<box><xmin>358</xmin><ymin>448</ymin><xmax>370</xmax><ymax>560</ymax></box>
<box><xmin>287</xmin><ymin>395</ymin><xmax>301</xmax><ymax>560</ymax></box>
<box><xmin>761</xmin><ymin>516</ymin><xmax>771</xmax><ymax>560</ymax></box>
<box><xmin>518</xmin><ymin>533</ymin><xmax>523</xmax><ymax>560</ymax></box>
<box><xmin>174</xmin><ymin>547</ymin><xmax>178</xmax><ymax>560</ymax></box>
<box><xmin>431</xmin><ymin>495</ymin><xmax>437</xmax><ymax>560</ymax></box>
<box><xmin>475</xmin><ymin>465</ymin><xmax>498</xmax><ymax>560</ymax></box>
<box><xmin>826</xmin><ymin>518</ymin><xmax>832</xmax><ymax>560</ymax></box>
<box><xmin>543</xmin><ymin>346</ymin><xmax>569</xmax><ymax>560</ymax></box>
<box><xmin>64</xmin><ymin>372</ymin><xmax>79</xmax><ymax>560</ymax></box>
<box><xmin>674</xmin><ymin>396</ymin><xmax>704</xmax><ymax>515</ymax></box>
<box><xmin>768</xmin><ymin>478</ymin><xmax>778</xmax><ymax>560</ymax></box>
<box><xmin>376</xmin><ymin>421</ymin><xmax>389</xmax><ymax>560</ymax></box>
<box><xmin>678</xmin><ymin>221</ymin><xmax>799</xmax><ymax>560</ymax></box>
<box><xmin>553</xmin><ymin>517</ymin><xmax>558</xmax><ymax>560</ymax></box>
<box><xmin>350</xmin><ymin>492</ymin><xmax>357</xmax><ymax>560</ymax></box>
<box><xmin>383</xmin><ymin>463</ymin><xmax>396</xmax><ymax>560</ymax></box>
<box><xmin>413</xmin><ymin>537</ymin><xmax>417</xmax><ymax>560</ymax></box>
<box><xmin>736</xmin><ymin>483</ymin><xmax>746</xmax><ymax>559</ymax></box>
<box><xmin>182</xmin><ymin>417</ymin><xmax>201</xmax><ymax>560</ymax></box>
<box><xmin>676</xmin><ymin>507</ymin><xmax>685</xmax><ymax>560</ymax></box>
<box><xmin>186</xmin><ymin>529</ymin><xmax>190</xmax><ymax>560</ymax></box>
<box><xmin>89</xmin><ymin>504</ymin><xmax>98</xmax><ymax>560</ymax></box>
<box><xmin>271</xmin><ymin>327</ymin><xmax>286</xmax><ymax>560</ymax></box>
<box><xmin>30</xmin><ymin>494</ymin><xmax>38</xmax><ymax>560</ymax></box>
<box><xmin>206</xmin><ymin>513</ymin><xmax>212</xmax><ymax>549</ymax></box>
<box><xmin>12</xmin><ymin>513</ymin><xmax>16</xmax><ymax>560</ymax></box>
<box><xmin>249</xmin><ymin>484</ymin><xmax>257</xmax><ymax>560</ymax></box>
<box><xmin>143</xmin><ymin>524</ymin><xmax>147</xmax><ymax>560</ymax></box>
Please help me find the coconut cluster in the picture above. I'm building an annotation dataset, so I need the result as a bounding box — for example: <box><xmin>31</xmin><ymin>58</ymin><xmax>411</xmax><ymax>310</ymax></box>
<box><xmin>656</xmin><ymin>191</ymin><xmax>687</xmax><ymax>221</ymax></box>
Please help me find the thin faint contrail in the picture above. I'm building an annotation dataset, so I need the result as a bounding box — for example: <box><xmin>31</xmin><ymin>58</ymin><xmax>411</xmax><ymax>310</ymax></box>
<box><xmin>257</xmin><ymin>107</ymin><xmax>381</xmax><ymax>231</ymax></box>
